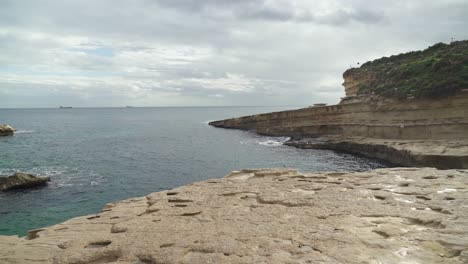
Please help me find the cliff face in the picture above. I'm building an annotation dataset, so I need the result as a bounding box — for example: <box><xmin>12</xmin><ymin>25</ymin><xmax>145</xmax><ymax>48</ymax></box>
<box><xmin>209</xmin><ymin>93</ymin><xmax>468</xmax><ymax>140</ymax></box>
<box><xmin>342</xmin><ymin>69</ymin><xmax>375</xmax><ymax>97</ymax></box>
<box><xmin>209</xmin><ymin>93</ymin><xmax>468</xmax><ymax>168</ymax></box>
<box><xmin>1</xmin><ymin>168</ymin><xmax>467</xmax><ymax>263</ymax></box>
<box><xmin>344</xmin><ymin>41</ymin><xmax>468</xmax><ymax>100</ymax></box>
<box><xmin>209</xmin><ymin>41</ymin><xmax>468</xmax><ymax>168</ymax></box>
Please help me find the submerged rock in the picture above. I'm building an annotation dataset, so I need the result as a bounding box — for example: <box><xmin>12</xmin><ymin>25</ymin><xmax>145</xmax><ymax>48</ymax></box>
<box><xmin>0</xmin><ymin>124</ymin><xmax>15</xmax><ymax>136</ymax></box>
<box><xmin>0</xmin><ymin>173</ymin><xmax>50</xmax><ymax>191</ymax></box>
<box><xmin>0</xmin><ymin>168</ymin><xmax>467</xmax><ymax>263</ymax></box>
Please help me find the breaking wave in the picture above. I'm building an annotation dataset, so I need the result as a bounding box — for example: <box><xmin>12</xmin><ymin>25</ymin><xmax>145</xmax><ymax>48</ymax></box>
<box><xmin>14</xmin><ymin>130</ymin><xmax>34</xmax><ymax>134</ymax></box>
<box><xmin>241</xmin><ymin>136</ymin><xmax>290</xmax><ymax>147</ymax></box>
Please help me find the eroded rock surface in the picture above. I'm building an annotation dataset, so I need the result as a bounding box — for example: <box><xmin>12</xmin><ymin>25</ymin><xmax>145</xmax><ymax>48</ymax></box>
<box><xmin>286</xmin><ymin>137</ymin><xmax>468</xmax><ymax>169</ymax></box>
<box><xmin>0</xmin><ymin>173</ymin><xmax>50</xmax><ymax>191</ymax></box>
<box><xmin>0</xmin><ymin>168</ymin><xmax>467</xmax><ymax>263</ymax></box>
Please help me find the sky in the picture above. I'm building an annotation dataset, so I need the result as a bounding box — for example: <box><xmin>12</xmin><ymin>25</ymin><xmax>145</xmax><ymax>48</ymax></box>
<box><xmin>0</xmin><ymin>0</ymin><xmax>467</xmax><ymax>108</ymax></box>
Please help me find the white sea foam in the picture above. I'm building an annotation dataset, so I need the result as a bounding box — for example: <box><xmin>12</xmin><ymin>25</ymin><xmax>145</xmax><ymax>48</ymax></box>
<box><xmin>258</xmin><ymin>138</ymin><xmax>289</xmax><ymax>146</ymax></box>
<box><xmin>14</xmin><ymin>130</ymin><xmax>34</xmax><ymax>134</ymax></box>
<box><xmin>241</xmin><ymin>136</ymin><xmax>290</xmax><ymax>147</ymax></box>
<box><xmin>0</xmin><ymin>166</ymin><xmax>104</xmax><ymax>189</ymax></box>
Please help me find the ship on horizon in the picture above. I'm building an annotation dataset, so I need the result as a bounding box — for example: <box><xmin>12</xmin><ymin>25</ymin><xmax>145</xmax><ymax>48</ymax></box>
<box><xmin>59</xmin><ymin>106</ymin><xmax>72</xmax><ymax>109</ymax></box>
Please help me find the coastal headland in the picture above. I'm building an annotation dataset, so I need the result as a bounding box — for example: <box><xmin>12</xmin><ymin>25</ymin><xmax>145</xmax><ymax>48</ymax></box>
<box><xmin>209</xmin><ymin>41</ymin><xmax>468</xmax><ymax>169</ymax></box>
<box><xmin>1</xmin><ymin>168</ymin><xmax>467</xmax><ymax>263</ymax></box>
<box><xmin>1</xmin><ymin>41</ymin><xmax>467</xmax><ymax>263</ymax></box>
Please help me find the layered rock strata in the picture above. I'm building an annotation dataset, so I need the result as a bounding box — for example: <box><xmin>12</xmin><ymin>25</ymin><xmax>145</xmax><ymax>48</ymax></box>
<box><xmin>209</xmin><ymin>93</ymin><xmax>468</xmax><ymax>168</ymax></box>
<box><xmin>209</xmin><ymin>93</ymin><xmax>468</xmax><ymax>140</ymax></box>
<box><xmin>0</xmin><ymin>168</ymin><xmax>467</xmax><ymax>263</ymax></box>
<box><xmin>285</xmin><ymin>137</ymin><xmax>468</xmax><ymax>169</ymax></box>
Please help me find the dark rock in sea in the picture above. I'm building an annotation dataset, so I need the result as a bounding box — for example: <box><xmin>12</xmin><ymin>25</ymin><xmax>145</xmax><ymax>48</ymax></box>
<box><xmin>0</xmin><ymin>173</ymin><xmax>50</xmax><ymax>191</ymax></box>
<box><xmin>0</xmin><ymin>124</ymin><xmax>15</xmax><ymax>136</ymax></box>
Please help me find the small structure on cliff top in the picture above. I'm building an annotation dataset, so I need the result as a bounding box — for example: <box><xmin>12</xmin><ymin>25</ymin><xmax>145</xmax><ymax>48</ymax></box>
<box><xmin>308</xmin><ymin>103</ymin><xmax>328</xmax><ymax>108</ymax></box>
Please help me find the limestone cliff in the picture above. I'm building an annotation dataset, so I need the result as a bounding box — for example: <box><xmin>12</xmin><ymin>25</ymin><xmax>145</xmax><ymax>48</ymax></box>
<box><xmin>342</xmin><ymin>68</ymin><xmax>375</xmax><ymax>97</ymax></box>
<box><xmin>343</xmin><ymin>40</ymin><xmax>468</xmax><ymax>99</ymax></box>
<box><xmin>209</xmin><ymin>41</ymin><xmax>468</xmax><ymax>168</ymax></box>
<box><xmin>1</xmin><ymin>168</ymin><xmax>467</xmax><ymax>263</ymax></box>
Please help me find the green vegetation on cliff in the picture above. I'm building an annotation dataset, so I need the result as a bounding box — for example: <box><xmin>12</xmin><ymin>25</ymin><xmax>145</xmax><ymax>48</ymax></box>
<box><xmin>352</xmin><ymin>40</ymin><xmax>468</xmax><ymax>99</ymax></box>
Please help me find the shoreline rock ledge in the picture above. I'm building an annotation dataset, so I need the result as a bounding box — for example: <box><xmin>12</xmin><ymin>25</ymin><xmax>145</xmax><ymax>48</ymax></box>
<box><xmin>0</xmin><ymin>168</ymin><xmax>467</xmax><ymax>263</ymax></box>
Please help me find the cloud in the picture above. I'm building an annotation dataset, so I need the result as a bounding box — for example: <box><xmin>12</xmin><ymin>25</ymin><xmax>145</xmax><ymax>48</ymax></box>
<box><xmin>0</xmin><ymin>0</ymin><xmax>467</xmax><ymax>107</ymax></box>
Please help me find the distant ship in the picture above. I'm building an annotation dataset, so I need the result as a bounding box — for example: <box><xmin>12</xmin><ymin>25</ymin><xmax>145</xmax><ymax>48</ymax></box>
<box><xmin>125</xmin><ymin>106</ymin><xmax>134</xmax><ymax>108</ymax></box>
<box><xmin>59</xmin><ymin>106</ymin><xmax>72</xmax><ymax>109</ymax></box>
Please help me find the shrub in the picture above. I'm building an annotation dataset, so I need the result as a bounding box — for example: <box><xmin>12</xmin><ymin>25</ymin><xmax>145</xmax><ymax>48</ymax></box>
<box><xmin>355</xmin><ymin>40</ymin><xmax>468</xmax><ymax>99</ymax></box>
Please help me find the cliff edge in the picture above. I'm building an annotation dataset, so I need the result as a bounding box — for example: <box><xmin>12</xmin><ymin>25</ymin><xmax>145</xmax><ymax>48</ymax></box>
<box><xmin>1</xmin><ymin>168</ymin><xmax>467</xmax><ymax>263</ymax></box>
<box><xmin>343</xmin><ymin>40</ymin><xmax>468</xmax><ymax>100</ymax></box>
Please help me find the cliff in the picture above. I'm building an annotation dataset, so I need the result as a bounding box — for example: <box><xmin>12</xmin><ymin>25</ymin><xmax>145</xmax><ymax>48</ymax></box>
<box><xmin>1</xmin><ymin>168</ymin><xmax>467</xmax><ymax>263</ymax></box>
<box><xmin>343</xmin><ymin>40</ymin><xmax>468</xmax><ymax>99</ymax></box>
<box><xmin>209</xmin><ymin>41</ymin><xmax>468</xmax><ymax>168</ymax></box>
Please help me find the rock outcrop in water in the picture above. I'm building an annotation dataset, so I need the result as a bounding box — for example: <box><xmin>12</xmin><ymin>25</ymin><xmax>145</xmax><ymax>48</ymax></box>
<box><xmin>209</xmin><ymin>41</ymin><xmax>468</xmax><ymax>169</ymax></box>
<box><xmin>0</xmin><ymin>173</ymin><xmax>50</xmax><ymax>191</ymax></box>
<box><xmin>0</xmin><ymin>168</ymin><xmax>467</xmax><ymax>263</ymax></box>
<box><xmin>0</xmin><ymin>124</ymin><xmax>15</xmax><ymax>136</ymax></box>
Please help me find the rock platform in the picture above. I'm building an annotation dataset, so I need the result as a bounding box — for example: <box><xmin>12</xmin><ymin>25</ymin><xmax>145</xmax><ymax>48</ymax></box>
<box><xmin>0</xmin><ymin>168</ymin><xmax>467</xmax><ymax>263</ymax></box>
<box><xmin>285</xmin><ymin>137</ymin><xmax>468</xmax><ymax>169</ymax></box>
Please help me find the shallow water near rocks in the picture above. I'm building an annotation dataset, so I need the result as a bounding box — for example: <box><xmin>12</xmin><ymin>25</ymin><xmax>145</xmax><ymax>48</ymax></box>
<box><xmin>0</xmin><ymin>107</ymin><xmax>387</xmax><ymax>236</ymax></box>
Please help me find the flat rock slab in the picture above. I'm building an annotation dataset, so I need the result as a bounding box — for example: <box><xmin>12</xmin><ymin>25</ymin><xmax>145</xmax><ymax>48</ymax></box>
<box><xmin>0</xmin><ymin>168</ymin><xmax>467</xmax><ymax>263</ymax></box>
<box><xmin>286</xmin><ymin>137</ymin><xmax>468</xmax><ymax>169</ymax></box>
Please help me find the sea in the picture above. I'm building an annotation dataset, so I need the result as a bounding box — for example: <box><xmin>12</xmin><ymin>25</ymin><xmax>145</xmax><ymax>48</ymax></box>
<box><xmin>0</xmin><ymin>107</ymin><xmax>387</xmax><ymax>236</ymax></box>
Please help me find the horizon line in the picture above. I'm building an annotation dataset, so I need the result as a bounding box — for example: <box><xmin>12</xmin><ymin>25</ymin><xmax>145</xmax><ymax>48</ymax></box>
<box><xmin>0</xmin><ymin>105</ymin><xmax>305</xmax><ymax>110</ymax></box>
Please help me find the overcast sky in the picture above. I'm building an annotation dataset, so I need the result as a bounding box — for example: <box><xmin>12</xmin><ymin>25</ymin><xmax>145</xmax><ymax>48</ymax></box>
<box><xmin>0</xmin><ymin>0</ymin><xmax>467</xmax><ymax>108</ymax></box>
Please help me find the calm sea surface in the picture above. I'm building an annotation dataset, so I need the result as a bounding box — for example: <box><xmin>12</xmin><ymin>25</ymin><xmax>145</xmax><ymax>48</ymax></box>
<box><xmin>0</xmin><ymin>107</ymin><xmax>387</xmax><ymax>235</ymax></box>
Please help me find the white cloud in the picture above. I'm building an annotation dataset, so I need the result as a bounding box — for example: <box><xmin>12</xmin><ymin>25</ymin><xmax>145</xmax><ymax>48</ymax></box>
<box><xmin>0</xmin><ymin>0</ymin><xmax>467</xmax><ymax>107</ymax></box>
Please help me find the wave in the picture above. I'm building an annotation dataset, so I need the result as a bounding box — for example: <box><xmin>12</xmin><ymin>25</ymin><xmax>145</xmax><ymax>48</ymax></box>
<box><xmin>258</xmin><ymin>137</ymin><xmax>290</xmax><ymax>146</ymax></box>
<box><xmin>14</xmin><ymin>130</ymin><xmax>34</xmax><ymax>134</ymax></box>
<box><xmin>241</xmin><ymin>136</ymin><xmax>290</xmax><ymax>147</ymax></box>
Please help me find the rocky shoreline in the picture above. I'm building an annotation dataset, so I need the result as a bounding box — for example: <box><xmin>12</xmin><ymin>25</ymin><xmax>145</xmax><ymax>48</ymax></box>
<box><xmin>208</xmin><ymin>90</ymin><xmax>468</xmax><ymax>169</ymax></box>
<box><xmin>0</xmin><ymin>168</ymin><xmax>467</xmax><ymax>263</ymax></box>
<box><xmin>208</xmin><ymin>42</ymin><xmax>468</xmax><ymax>169</ymax></box>
<box><xmin>284</xmin><ymin>137</ymin><xmax>468</xmax><ymax>169</ymax></box>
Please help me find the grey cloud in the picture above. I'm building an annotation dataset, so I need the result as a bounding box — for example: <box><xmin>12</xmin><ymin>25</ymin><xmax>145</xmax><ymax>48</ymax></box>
<box><xmin>153</xmin><ymin>0</ymin><xmax>384</xmax><ymax>25</ymax></box>
<box><xmin>0</xmin><ymin>0</ymin><xmax>467</xmax><ymax>107</ymax></box>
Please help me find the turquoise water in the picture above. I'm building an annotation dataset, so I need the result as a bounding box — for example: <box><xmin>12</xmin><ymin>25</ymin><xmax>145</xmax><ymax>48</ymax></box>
<box><xmin>0</xmin><ymin>107</ymin><xmax>387</xmax><ymax>236</ymax></box>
